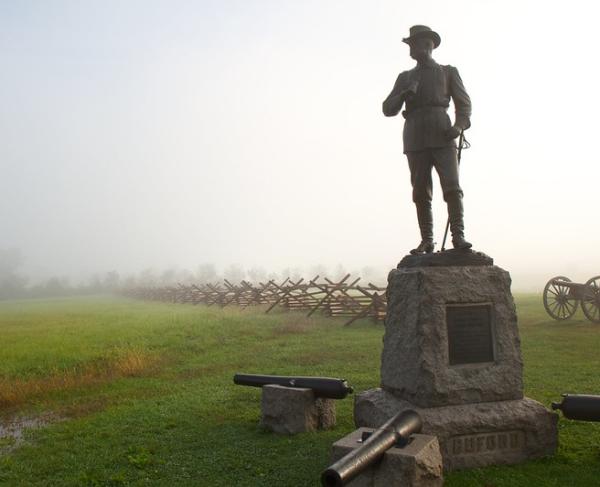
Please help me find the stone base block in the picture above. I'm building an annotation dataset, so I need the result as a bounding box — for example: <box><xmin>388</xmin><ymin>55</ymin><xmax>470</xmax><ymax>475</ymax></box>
<box><xmin>354</xmin><ymin>388</ymin><xmax>558</xmax><ymax>471</ymax></box>
<box><xmin>260</xmin><ymin>384</ymin><xmax>335</xmax><ymax>434</ymax></box>
<box><xmin>382</xmin><ymin>265</ymin><xmax>523</xmax><ymax>408</ymax></box>
<box><xmin>328</xmin><ymin>429</ymin><xmax>443</xmax><ymax>487</ymax></box>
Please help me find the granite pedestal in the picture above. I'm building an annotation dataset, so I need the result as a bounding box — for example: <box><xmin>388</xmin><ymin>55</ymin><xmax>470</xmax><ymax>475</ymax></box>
<box><xmin>354</xmin><ymin>251</ymin><xmax>558</xmax><ymax>470</ymax></box>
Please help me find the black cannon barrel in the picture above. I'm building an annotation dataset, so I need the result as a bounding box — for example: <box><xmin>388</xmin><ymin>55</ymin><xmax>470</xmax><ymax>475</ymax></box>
<box><xmin>321</xmin><ymin>410</ymin><xmax>422</xmax><ymax>487</ymax></box>
<box><xmin>552</xmin><ymin>394</ymin><xmax>600</xmax><ymax>422</ymax></box>
<box><xmin>233</xmin><ymin>373</ymin><xmax>353</xmax><ymax>399</ymax></box>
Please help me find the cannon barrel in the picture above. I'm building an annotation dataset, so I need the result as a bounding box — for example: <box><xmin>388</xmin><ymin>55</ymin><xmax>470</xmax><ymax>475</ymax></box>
<box><xmin>552</xmin><ymin>394</ymin><xmax>600</xmax><ymax>422</ymax></box>
<box><xmin>233</xmin><ymin>373</ymin><xmax>353</xmax><ymax>399</ymax></box>
<box><xmin>321</xmin><ymin>410</ymin><xmax>422</xmax><ymax>487</ymax></box>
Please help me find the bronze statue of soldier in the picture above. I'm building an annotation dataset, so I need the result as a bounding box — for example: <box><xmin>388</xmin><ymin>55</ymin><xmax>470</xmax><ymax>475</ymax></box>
<box><xmin>383</xmin><ymin>25</ymin><xmax>472</xmax><ymax>254</ymax></box>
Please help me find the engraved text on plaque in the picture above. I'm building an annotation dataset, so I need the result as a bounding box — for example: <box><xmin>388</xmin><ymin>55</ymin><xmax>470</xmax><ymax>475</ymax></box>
<box><xmin>447</xmin><ymin>304</ymin><xmax>494</xmax><ymax>365</ymax></box>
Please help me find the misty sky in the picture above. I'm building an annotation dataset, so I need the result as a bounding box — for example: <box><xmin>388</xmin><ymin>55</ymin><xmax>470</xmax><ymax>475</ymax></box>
<box><xmin>2</xmin><ymin>1</ymin><xmax>600</xmax><ymax>289</ymax></box>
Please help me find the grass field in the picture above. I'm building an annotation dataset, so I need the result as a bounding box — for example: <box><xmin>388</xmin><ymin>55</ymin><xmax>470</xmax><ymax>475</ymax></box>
<box><xmin>0</xmin><ymin>295</ymin><xmax>599</xmax><ymax>486</ymax></box>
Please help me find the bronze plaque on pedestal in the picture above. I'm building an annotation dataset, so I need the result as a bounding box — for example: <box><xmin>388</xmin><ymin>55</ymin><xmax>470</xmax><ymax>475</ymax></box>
<box><xmin>447</xmin><ymin>304</ymin><xmax>494</xmax><ymax>365</ymax></box>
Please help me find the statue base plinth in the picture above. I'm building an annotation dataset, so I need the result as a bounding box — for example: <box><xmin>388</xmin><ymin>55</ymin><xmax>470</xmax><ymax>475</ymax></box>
<box><xmin>398</xmin><ymin>249</ymin><xmax>493</xmax><ymax>268</ymax></box>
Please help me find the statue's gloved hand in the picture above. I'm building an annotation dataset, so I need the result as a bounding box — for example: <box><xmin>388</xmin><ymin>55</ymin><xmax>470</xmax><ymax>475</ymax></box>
<box><xmin>445</xmin><ymin>126</ymin><xmax>461</xmax><ymax>140</ymax></box>
<box><xmin>403</xmin><ymin>79</ymin><xmax>419</xmax><ymax>100</ymax></box>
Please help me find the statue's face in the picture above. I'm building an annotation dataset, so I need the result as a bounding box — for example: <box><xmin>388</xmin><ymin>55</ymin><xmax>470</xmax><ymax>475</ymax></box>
<box><xmin>409</xmin><ymin>37</ymin><xmax>434</xmax><ymax>61</ymax></box>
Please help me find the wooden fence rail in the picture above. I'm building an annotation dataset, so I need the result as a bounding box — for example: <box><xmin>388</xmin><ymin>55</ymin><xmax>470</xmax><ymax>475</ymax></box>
<box><xmin>123</xmin><ymin>275</ymin><xmax>387</xmax><ymax>326</ymax></box>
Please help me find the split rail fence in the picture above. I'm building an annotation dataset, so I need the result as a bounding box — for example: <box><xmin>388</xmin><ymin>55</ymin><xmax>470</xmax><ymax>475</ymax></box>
<box><xmin>124</xmin><ymin>274</ymin><xmax>387</xmax><ymax>326</ymax></box>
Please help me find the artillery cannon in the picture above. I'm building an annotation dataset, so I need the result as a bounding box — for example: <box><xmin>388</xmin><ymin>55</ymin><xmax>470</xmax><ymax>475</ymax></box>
<box><xmin>233</xmin><ymin>373</ymin><xmax>353</xmax><ymax>399</ymax></box>
<box><xmin>552</xmin><ymin>394</ymin><xmax>600</xmax><ymax>422</ymax></box>
<box><xmin>321</xmin><ymin>410</ymin><xmax>423</xmax><ymax>486</ymax></box>
<box><xmin>543</xmin><ymin>275</ymin><xmax>600</xmax><ymax>323</ymax></box>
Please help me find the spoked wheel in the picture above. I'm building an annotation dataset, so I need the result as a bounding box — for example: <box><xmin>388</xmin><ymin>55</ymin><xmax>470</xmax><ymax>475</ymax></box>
<box><xmin>581</xmin><ymin>275</ymin><xmax>600</xmax><ymax>323</ymax></box>
<box><xmin>543</xmin><ymin>276</ymin><xmax>579</xmax><ymax>320</ymax></box>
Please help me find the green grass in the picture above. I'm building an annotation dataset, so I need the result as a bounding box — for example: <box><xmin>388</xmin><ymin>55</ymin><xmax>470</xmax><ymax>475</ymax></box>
<box><xmin>0</xmin><ymin>294</ymin><xmax>599</xmax><ymax>486</ymax></box>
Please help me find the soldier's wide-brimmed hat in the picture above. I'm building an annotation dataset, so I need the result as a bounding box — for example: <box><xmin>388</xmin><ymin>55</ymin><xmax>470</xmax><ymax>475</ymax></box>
<box><xmin>402</xmin><ymin>25</ymin><xmax>441</xmax><ymax>49</ymax></box>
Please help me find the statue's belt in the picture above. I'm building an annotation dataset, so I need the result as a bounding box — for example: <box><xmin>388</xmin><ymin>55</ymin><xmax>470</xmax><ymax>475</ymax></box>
<box><xmin>402</xmin><ymin>105</ymin><xmax>448</xmax><ymax>119</ymax></box>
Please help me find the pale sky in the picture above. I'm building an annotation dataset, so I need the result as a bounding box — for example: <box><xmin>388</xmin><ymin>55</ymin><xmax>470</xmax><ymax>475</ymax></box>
<box><xmin>1</xmin><ymin>0</ymin><xmax>599</xmax><ymax>289</ymax></box>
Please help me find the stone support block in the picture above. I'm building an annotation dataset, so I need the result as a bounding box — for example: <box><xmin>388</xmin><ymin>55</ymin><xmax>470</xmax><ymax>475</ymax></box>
<box><xmin>328</xmin><ymin>428</ymin><xmax>443</xmax><ymax>487</ymax></box>
<box><xmin>260</xmin><ymin>384</ymin><xmax>335</xmax><ymax>434</ymax></box>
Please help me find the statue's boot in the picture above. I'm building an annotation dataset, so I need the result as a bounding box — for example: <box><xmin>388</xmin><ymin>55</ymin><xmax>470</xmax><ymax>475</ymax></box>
<box><xmin>446</xmin><ymin>192</ymin><xmax>472</xmax><ymax>250</ymax></box>
<box><xmin>410</xmin><ymin>202</ymin><xmax>435</xmax><ymax>255</ymax></box>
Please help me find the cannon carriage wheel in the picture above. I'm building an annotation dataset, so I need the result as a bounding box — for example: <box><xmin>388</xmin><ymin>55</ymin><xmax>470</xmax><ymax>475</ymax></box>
<box><xmin>581</xmin><ymin>275</ymin><xmax>600</xmax><ymax>323</ymax></box>
<box><xmin>543</xmin><ymin>276</ymin><xmax>579</xmax><ymax>320</ymax></box>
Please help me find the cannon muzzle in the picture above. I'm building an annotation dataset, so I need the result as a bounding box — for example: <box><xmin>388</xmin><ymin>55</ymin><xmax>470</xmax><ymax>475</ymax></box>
<box><xmin>233</xmin><ymin>373</ymin><xmax>353</xmax><ymax>399</ymax></box>
<box><xmin>321</xmin><ymin>410</ymin><xmax>422</xmax><ymax>486</ymax></box>
<box><xmin>552</xmin><ymin>394</ymin><xmax>600</xmax><ymax>422</ymax></box>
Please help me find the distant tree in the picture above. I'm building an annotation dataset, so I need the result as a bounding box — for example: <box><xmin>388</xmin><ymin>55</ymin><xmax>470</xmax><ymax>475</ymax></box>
<box><xmin>279</xmin><ymin>267</ymin><xmax>291</xmax><ymax>281</ymax></box>
<box><xmin>87</xmin><ymin>274</ymin><xmax>103</xmax><ymax>293</ymax></box>
<box><xmin>223</xmin><ymin>264</ymin><xmax>245</xmax><ymax>284</ymax></box>
<box><xmin>138</xmin><ymin>268</ymin><xmax>157</xmax><ymax>286</ymax></box>
<box><xmin>175</xmin><ymin>268</ymin><xmax>194</xmax><ymax>285</ymax></box>
<box><xmin>102</xmin><ymin>271</ymin><xmax>120</xmax><ymax>290</ymax></box>
<box><xmin>30</xmin><ymin>276</ymin><xmax>70</xmax><ymax>298</ymax></box>
<box><xmin>121</xmin><ymin>274</ymin><xmax>138</xmax><ymax>289</ymax></box>
<box><xmin>196</xmin><ymin>263</ymin><xmax>217</xmax><ymax>284</ymax></box>
<box><xmin>290</xmin><ymin>267</ymin><xmax>303</xmax><ymax>282</ymax></box>
<box><xmin>278</xmin><ymin>267</ymin><xmax>303</xmax><ymax>282</ymax></box>
<box><xmin>247</xmin><ymin>267</ymin><xmax>267</xmax><ymax>284</ymax></box>
<box><xmin>309</xmin><ymin>264</ymin><xmax>328</xmax><ymax>280</ymax></box>
<box><xmin>160</xmin><ymin>268</ymin><xmax>177</xmax><ymax>285</ymax></box>
<box><xmin>333</xmin><ymin>263</ymin><xmax>348</xmax><ymax>281</ymax></box>
<box><xmin>266</xmin><ymin>272</ymin><xmax>279</xmax><ymax>282</ymax></box>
